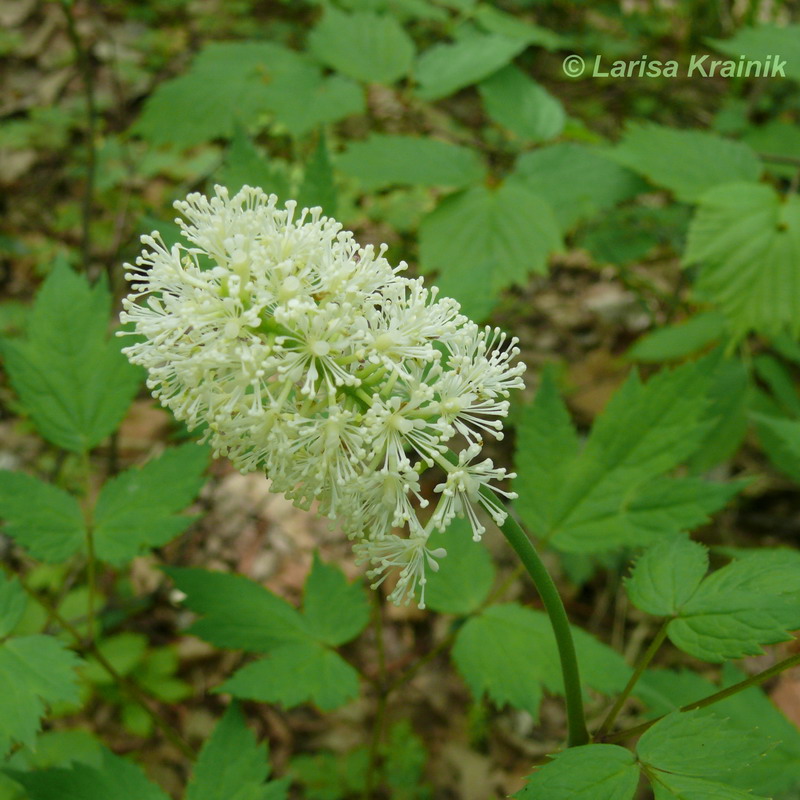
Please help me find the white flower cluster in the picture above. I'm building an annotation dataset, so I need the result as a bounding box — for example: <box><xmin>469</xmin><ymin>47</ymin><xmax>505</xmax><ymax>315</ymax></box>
<box><xmin>121</xmin><ymin>186</ymin><xmax>525</xmax><ymax>607</ymax></box>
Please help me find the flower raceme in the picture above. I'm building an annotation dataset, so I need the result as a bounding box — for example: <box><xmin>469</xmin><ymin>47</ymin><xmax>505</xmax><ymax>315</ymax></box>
<box><xmin>120</xmin><ymin>186</ymin><xmax>525</xmax><ymax>607</ymax></box>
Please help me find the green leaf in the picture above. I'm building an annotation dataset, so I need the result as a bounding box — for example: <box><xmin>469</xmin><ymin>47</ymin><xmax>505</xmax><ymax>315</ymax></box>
<box><xmin>513</xmin><ymin>366</ymin><xmax>579</xmax><ymax>537</ymax></box>
<box><xmin>10</xmin><ymin>747</ymin><xmax>170</xmax><ymax>800</ymax></box>
<box><xmin>452</xmin><ymin>603</ymin><xmax>630</xmax><ymax>718</ymax></box>
<box><xmin>625</xmin><ymin>535</ymin><xmax>708</xmax><ymax>617</ymax></box>
<box><xmin>135</xmin><ymin>43</ymin><xmax>363</xmax><ymax>146</ymax></box>
<box><xmin>610</xmin><ymin>124</ymin><xmax>761</xmax><ymax>203</ymax></box>
<box><xmin>685</xmin><ymin>182</ymin><xmax>800</xmax><ymax>338</ymax></box>
<box><xmin>510</xmin><ymin>144</ymin><xmax>642</xmax><ymax>231</ymax></box>
<box><xmin>219</xmin><ymin>128</ymin><xmax>291</xmax><ymax>198</ymax></box>
<box><xmin>308</xmin><ymin>8</ymin><xmax>415</xmax><ymax>85</ymax></box>
<box><xmin>628</xmin><ymin>312</ymin><xmax>727</xmax><ymax>363</ymax></box>
<box><xmin>166</xmin><ymin>568</ymin><xmax>307</xmax><ymax>651</ymax></box>
<box><xmin>514</xmin><ymin>356</ymin><xmax>741</xmax><ymax>552</ymax></box>
<box><xmin>0</xmin><ymin>635</ymin><xmax>84</xmax><ymax>755</ymax></box>
<box><xmin>472</xmin><ymin>4</ymin><xmax>569</xmax><ymax>50</ymax></box>
<box><xmin>187</xmin><ymin>702</ymin><xmax>288</xmax><ymax>800</ymax></box>
<box><xmin>419</xmin><ymin>182</ymin><xmax>561</xmax><ymax>320</ymax></box>
<box><xmin>336</xmin><ymin>134</ymin><xmax>485</xmax><ymax>190</ymax></box>
<box><xmin>754</xmin><ymin>412</ymin><xmax>800</xmax><ymax>482</ymax></box>
<box><xmin>289</xmin><ymin>748</ymin><xmax>368</xmax><ymax>800</ymax></box>
<box><xmin>297</xmin><ymin>134</ymin><xmax>337</xmax><ymax>218</ymax></box>
<box><xmin>93</xmin><ymin>444</ymin><xmax>209</xmax><ymax>565</ymax></box>
<box><xmin>302</xmin><ymin>554</ymin><xmax>370</xmax><ymax>646</ymax></box>
<box><xmin>515</xmin><ymin>744</ymin><xmax>638</xmax><ymax>800</ymax></box>
<box><xmin>0</xmin><ymin>471</ymin><xmax>85</xmax><ymax>562</ymax></box>
<box><xmin>3</xmin><ymin>263</ymin><xmax>141</xmax><ymax>453</ymax></box>
<box><xmin>423</xmin><ymin>518</ymin><xmax>496</xmax><ymax>615</ymax></box>
<box><xmin>0</xmin><ymin>573</ymin><xmax>26</xmax><ymax>639</ymax></box>
<box><xmin>637</xmin><ymin>710</ymin><xmax>768</xmax><ymax>784</ymax></box>
<box><xmin>667</xmin><ymin>549</ymin><xmax>800</xmax><ymax>661</ymax></box>
<box><xmin>219</xmin><ymin>641</ymin><xmax>360</xmax><ymax>711</ymax></box>
<box><xmin>383</xmin><ymin>721</ymin><xmax>431</xmax><ymax>799</ymax></box>
<box><xmin>708</xmin><ymin>25</ymin><xmax>800</xmax><ymax>81</ymax></box>
<box><xmin>754</xmin><ymin>353</ymin><xmax>800</xmax><ymax>417</ymax></box>
<box><xmin>82</xmin><ymin>632</ymin><xmax>148</xmax><ymax>685</ymax></box>
<box><xmin>479</xmin><ymin>65</ymin><xmax>565</xmax><ymax>142</ymax></box>
<box><xmin>414</xmin><ymin>31</ymin><xmax>527</xmax><ymax>101</ymax></box>
<box><xmin>649</xmin><ymin>773</ymin><xmax>768</xmax><ymax>800</ymax></box>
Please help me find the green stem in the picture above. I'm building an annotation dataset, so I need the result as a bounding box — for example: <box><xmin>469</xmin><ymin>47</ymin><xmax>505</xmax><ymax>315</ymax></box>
<box><xmin>81</xmin><ymin>453</ymin><xmax>97</xmax><ymax>643</ymax></box>
<box><xmin>605</xmin><ymin>650</ymin><xmax>800</xmax><ymax>745</ymax></box>
<box><xmin>495</xmin><ymin>506</ymin><xmax>589</xmax><ymax>747</ymax></box>
<box><xmin>595</xmin><ymin>620</ymin><xmax>669</xmax><ymax>738</ymax></box>
<box><xmin>364</xmin><ymin>591</ymin><xmax>388</xmax><ymax>799</ymax></box>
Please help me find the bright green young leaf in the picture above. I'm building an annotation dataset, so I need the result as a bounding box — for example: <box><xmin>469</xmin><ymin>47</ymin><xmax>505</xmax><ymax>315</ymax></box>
<box><xmin>81</xmin><ymin>632</ymin><xmax>149</xmax><ymax>685</ymax></box>
<box><xmin>684</xmin><ymin>182</ymin><xmax>800</xmax><ymax>338</ymax></box>
<box><xmin>5</xmin><ymin>728</ymin><xmax>103</xmax><ymax>772</ymax></box>
<box><xmin>637</xmin><ymin>710</ymin><xmax>767</xmax><ymax>784</ymax></box>
<box><xmin>9</xmin><ymin>747</ymin><xmax>170</xmax><ymax>800</ymax></box>
<box><xmin>302</xmin><ymin>554</ymin><xmax>370</xmax><ymax>646</ymax></box>
<box><xmin>514</xmin><ymin>356</ymin><xmax>741</xmax><ymax>552</ymax></box>
<box><xmin>186</xmin><ymin>702</ymin><xmax>289</xmax><ymax>800</ymax></box>
<box><xmin>297</xmin><ymin>134</ymin><xmax>337</xmax><ymax>218</ymax></box>
<box><xmin>423</xmin><ymin>518</ymin><xmax>496</xmax><ymax>615</ymax></box>
<box><xmin>754</xmin><ymin>412</ymin><xmax>800</xmax><ymax>482</ymax></box>
<box><xmin>510</xmin><ymin>143</ymin><xmax>642</xmax><ymax>231</ymax></box>
<box><xmin>166</xmin><ymin>568</ymin><xmax>308</xmax><ymax>651</ymax></box>
<box><xmin>0</xmin><ymin>471</ymin><xmax>85</xmax><ymax>562</ymax></box>
<box><xmin>667</xmin><ymin>549</ymin><xmax>800</xmax><ymax>661</ymax></box>
<box><xmin>336</xmin><ymin>134</ymin><xmax>485</xmax><ymax>190</ymax></box>
<box><xmin>625</xmin><ymin>535</ymin><xmax>708</xmax><ymax>617</ymax></box>
<box><xmin>93</xmin><ymin>444</ymin><xmax>209</xmax><ymax>565</ymax></box>
<box><xmin>452</xmin><ymin>603</ymin><xmax>630</xmax><ymax>718</ymax></box>
<box><xmin>515</xmin><ymin>744</ymin><xmax>638</xmax><ymax>800</ymax></box>
<box><xmin>628</xmin><ymin>311</ymin><xmax>727</xmax><ymax>363</ymax></box>
<box><xmin>219</xmin><ymin>128</ymin><xmax>291</xmax><ymax>198</ymax></box>
<box><xmin>219</xmin><ymin>641</ymin><xmax>360</xmax><ymax>711</ymax></box>
<box><xmin>0</xmin><ymin>574</ymin><xmax>26</xmax><ymax>639</ymax></box>
<box><xmin>0</xmin><ymin>635</ymin><xmax>84</xmax><ymax>755</ymax></box>
<box><xmin>708</xmin><ymin>25</ymin><xmax>800</xmax><ymax>81</ymax></box>
<box><xmin>3</xmin><ymin>263</ymin><xmax>141</xmax><ymax>453</ymax></box>
<box><xmin>414</xmin><ymin>31</ymin><xmax>527</xmax><ymax>101</ymax></box>
<box><xmin>611</xmin><ymin>124</ymin><xmax>762</xmax><ymax>203</ymax></box>
<box><xmin>419</xmin><ymin>182</ymin><xmax>561</xmax><ymax>320</ymax></box>
<box><xmin>308</xmin><ymin>8</ymin><xmax>415</xmax><ymax>85</ymax></box>
<box><xmin>479</xmin><ymin>65</ymin><xmax>565</xmax><ymax>142</ymax></box>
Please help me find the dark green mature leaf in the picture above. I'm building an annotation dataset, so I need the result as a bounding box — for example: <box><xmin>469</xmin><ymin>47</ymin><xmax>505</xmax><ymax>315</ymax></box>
<box><xmin>303</xmin><ymin>554</ymin><xmax>369</xmax><ymax>646</ymax></box>
<box><xmin>424</xmin><ymin>518</ymin><xmax>495</xmax><ymax>615</ymax></box>
<box><xmin>336</xmin><ymin>134</ymin><xmax>485</xmax><ymax>190</ymax></box>
<box><xmin>452</xmin><ymin>603</ymin><xmax>630</xmax><ymax>718</ymax></box>
<box><xmin>187</xmin><ymin>703</ymin><xmax>289</xmax><ymax>800</ymax></box>
<box><xmin>611</xmin><ymin>124</ymin><xmax>762</xmax><ymax>203</ymax></box>
<box><xmin>514</xmin><ymin>356</ymin><xmax>741</xmax><ymax>553</ymax></box>
<box><xmin>308</xmin><ymin>8</ymin><xmax>415</xmax><ymax>85</ymax></box>
<box><xmin>0</xmin><ymin>574</ymin><xmax>26</xmax><ymax>639</ymax></box>
<box><xmin>649</xmin><ymin>773</ymin><xmax>767</xmax><ymax>799</ymax></box>
<box><xmin>515</xmin><ymin>744</ymin><xmax>638</xmax><ymax>799</ymax></box>
<box><xmin>754</xmin><ymin>412</ymin><xmax>800</xmax><ymax>482</ymax></box>
<box><xmin>135</xmin><ymin>42</ymin><xmax>363</xmax><ymax>146</ymax></box>
<box><xmin>297</xmin><ymin>134</ymin><xmax>337</xmax><ymax>218</ymax></box>
<box><xmin>510</xmin><ymin>143</ymin><xmax>642</xmax><ymax>231</ymax></box>
<box><xmin>166</xmin><ymin>568</ymin><xmax>307</xmax><ymax>651</ymax></box>
<box><xmin>479</xmin><ymin>66</ymin><xmax>565</xmax><ymax>142</ymax></box>
<box><xmin>219</xmin><ymin>128</ymin><xmax>291</xmax><ymax>198</ymax></box>
<box><xmin>414</xmin><ymin>31</ymin><xmax>527</xmax><ymax>101</ymax></box>
<box><xmin>219</xmin><ymin>642</ymin><xmax>360</xmax><ymax>711</ymax></box>
<box><xmin>93</xmin><ymin>444</ymin><xmax>209</xmax><ymax>565</ymax></box>
<box><xmin>10</xmin><ymin>748</ymin><xmax>170</xmax><ymax>800</ymax></box>
<box><xmin>625</xmin><ymin>535</ymin><xmax>708</xmax><ymax>617</ymax></box>
<box><xmin>419</xmin><ymin>182</ymin><xmax>561</xmax><ymax>320</ymax></box>
<box><xmin>668</xmin><ymin>549</ymin><xmax>800</xmax><ymax>661</ymax></box>
<box><xmin>3</xmin><ymin>263</ymin><xmax>141</xmax><ymax>453</ymax></box>
<box><xmin>0</xmin><ymin>635</ymin><xmax>84</xmax><ymax>755</ymax></box>
<box><xmin>684</xmin><ymin>182</ymin><xmax>800</xmax><ymax>338</ymax></box>
<box><xmin>0</xmin><ymin>471</ymin><xmax>85</xmax><ymax>562</ymax></box>
<box><xmin>708</xmin><ymin>25</ymin><xmax>800</xmax><ymax>81</ymax></box>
